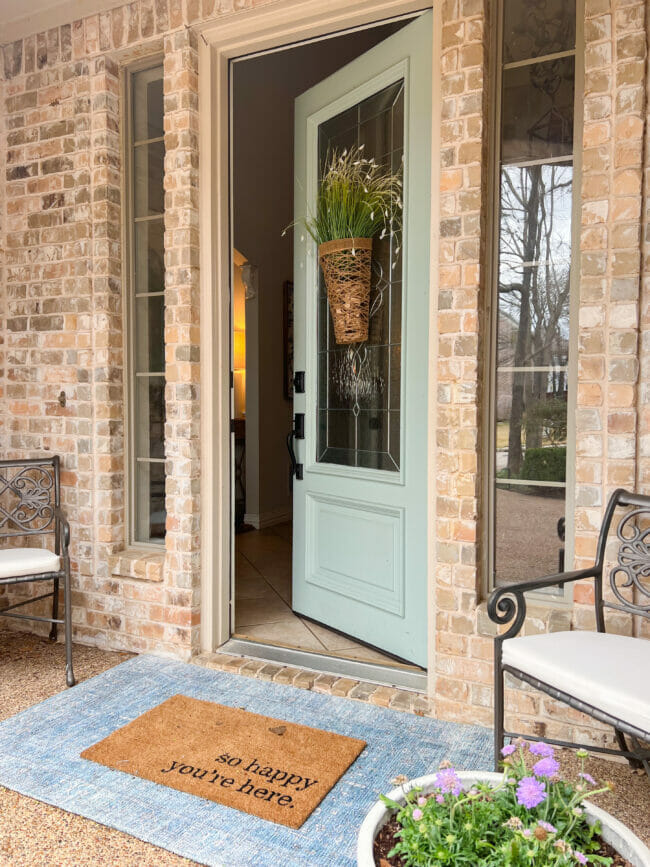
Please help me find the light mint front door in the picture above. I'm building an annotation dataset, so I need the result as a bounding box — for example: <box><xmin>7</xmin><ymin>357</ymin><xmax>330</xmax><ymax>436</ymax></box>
<box><xmin>291</xmin><ymin>13</ymin><xmax>432</xmax><ymax>667</ymax></box>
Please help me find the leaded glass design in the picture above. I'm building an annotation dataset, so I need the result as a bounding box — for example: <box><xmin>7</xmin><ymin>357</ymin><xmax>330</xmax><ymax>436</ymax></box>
<box><xmin>316</xmin><ymin>80</ymin><xmax>404</xmax><ymax>471</ymax></box>
<box><xmin>130</xmin><ymin>64</ymin><xmax>166</xmax><ymax>544</ymax></box>
<box><xmin>493</xmin><ymin>2</ymin><xmax>576</xmax><ymax>586</ymax></box>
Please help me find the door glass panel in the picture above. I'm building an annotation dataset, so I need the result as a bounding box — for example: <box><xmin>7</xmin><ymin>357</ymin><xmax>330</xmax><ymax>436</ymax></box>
<box><xmin>316</xmin><ymin>80</ymin><xmax>404</xmax><ymax>471</ymax></box>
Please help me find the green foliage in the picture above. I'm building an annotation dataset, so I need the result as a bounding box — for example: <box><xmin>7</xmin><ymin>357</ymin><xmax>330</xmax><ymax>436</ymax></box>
<box><xmin>287</xmin><ymin>146</ymin><xmax>402</xmax><ymax>245</ymax></box>
<box><xmin>383</xmin><ymin>744</ymin><xmax>613</xmax><ymax>867</ymax></box>
<box><xmin>520</xmin><ymin>447</ymin><xmax>567</xmax><ymax>483</ymax></box>
<box><xmin>525</xmin><ymin>398</ymin><xmax>568</xmax><ymax>446</ymax></box>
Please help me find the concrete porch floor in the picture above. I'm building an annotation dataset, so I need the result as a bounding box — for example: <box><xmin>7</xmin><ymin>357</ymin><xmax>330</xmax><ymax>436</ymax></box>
<box><xmin>0</xmin><ymin>627</ymin><xmax>648</xmax><ymax>864</ymax></box>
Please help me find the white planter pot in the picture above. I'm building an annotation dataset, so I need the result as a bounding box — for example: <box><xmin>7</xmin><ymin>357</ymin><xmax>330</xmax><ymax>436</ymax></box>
<box><xmin>357</xmin><ymin>771</ymin><xmax>650</xmax><ymax>867</ymax></box>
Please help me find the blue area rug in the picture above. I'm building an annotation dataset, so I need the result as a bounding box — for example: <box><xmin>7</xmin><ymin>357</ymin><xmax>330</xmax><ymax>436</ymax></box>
<box><xmin>0</xmin><ymin>655</ymin><xmax>492</xmax><ymax>866</ymax></box>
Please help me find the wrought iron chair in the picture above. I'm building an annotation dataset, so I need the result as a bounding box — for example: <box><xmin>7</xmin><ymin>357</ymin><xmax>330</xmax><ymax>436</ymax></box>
<box><xmin>0</xmin><ymin>456</ymin><xmax>75</xmax><ymax>686</ymax></box>
<box><xmin>488</xmin><ymin>488</ymin><xmax>650</xmax><ymax>776</ymax></box>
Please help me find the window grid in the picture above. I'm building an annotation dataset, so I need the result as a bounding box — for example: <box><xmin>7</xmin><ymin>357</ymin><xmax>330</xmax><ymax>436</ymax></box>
<box><xmin>126</xmin><ymin>61</ymin><xmax>167</xmax><ymax>547</ymax></box>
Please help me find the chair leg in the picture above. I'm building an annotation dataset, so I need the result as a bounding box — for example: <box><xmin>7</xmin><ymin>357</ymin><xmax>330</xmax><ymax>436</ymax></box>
<box><xmin>615</xmin><ymin>728</ymin><xmax>648</xmax><ymax>774</ymax></box>
<box><xmin>494</xmin><ymin>644</ymin><xmax>505</xmax><ymax>771</ymax></box>
<box><xmin>63</xmin><ymin>561</ymin><xmax>75</xmax><ymax>687</ymax></box>
<box><xmin>49</xmin><ymin>578</ymin><xmax>59</xmax><ymax>641</ymax></box>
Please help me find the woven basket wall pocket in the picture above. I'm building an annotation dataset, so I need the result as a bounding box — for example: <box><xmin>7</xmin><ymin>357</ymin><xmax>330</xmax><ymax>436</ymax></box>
<box><xmin>318</xmin><ymin>237</ymin><xmax>373</xmax><ymax>344</ymax></box>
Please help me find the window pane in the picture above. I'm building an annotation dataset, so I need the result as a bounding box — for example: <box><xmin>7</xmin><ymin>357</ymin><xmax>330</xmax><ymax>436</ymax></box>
<box><xmin>503</xmin><ymin>0</ymin><xmax>576</xmax><ymax>64</ymax></box>
<box><xmin>134</xmin><ymin>140</ymin><xmax>165</xmax><ymax>217</ymax></box>
<box><xmin>494</xmin><ymin>484</ymin><xmax>565</xmax><ymax>584</ymax></box>
<box><xmin>495</xmin><ymin>370</ymin><xmax>567</xmax><ymax>482</ymax></box>
<box><xmin>130</xmin><ymin>63</ymin><xmax>165</xmax><ymax>546</ymax></box>
<box><xmin>135</xmin><ymin>295</ymin><xmax>165</xmax><ymax>373</ymax></box>
<box><xmin>135</xmin><ymin>376</ymin><xmax>165</xmax><ymax>459</ymax></box>
<box><xmin>133</xmin><ymin>67</ymin><xmax>164</xmax><ymax>141</ymax></box>
<box><xmin>135</xmin><ymin>219</ymin><xmax>165</xmax><ymax>294</ymax></box>
<box><xmin>135</xmin><ymin>461</ymin><xmax>166</xmax><ymax>543</ymax></box>
<box><xmin>498</xmin><ymin>163</ymin><xmax>572</xmax><ymax>367</ymax></box>
<box><xmin>501</xmin><ymin>57</ymin><xmax>574</xmax><ymax>163</ymax></box>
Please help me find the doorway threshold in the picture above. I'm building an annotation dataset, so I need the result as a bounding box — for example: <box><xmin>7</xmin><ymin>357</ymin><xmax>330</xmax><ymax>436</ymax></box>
<box><xmin>219</xmin><ymin>637</ymin><xmax>428</xmax><ymax>692</ymax></box>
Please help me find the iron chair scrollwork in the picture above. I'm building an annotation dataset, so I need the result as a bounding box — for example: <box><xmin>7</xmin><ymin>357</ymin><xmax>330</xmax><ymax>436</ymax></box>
<box><xmin>488</xmin><ymin>488</ymin><xmax>650</xmax><ymax>776</ymax></box>
<box><xmin>0</xmin><ymin>456</ymin><xmax>75</xmax><ymax>686</ymax></box>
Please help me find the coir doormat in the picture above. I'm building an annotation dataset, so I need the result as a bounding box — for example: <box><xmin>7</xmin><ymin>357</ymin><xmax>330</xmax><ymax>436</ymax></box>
<box><xmin>81</xmin><ymin>693</ymin><xmax>366</xmax><ymax>829</ymax></box>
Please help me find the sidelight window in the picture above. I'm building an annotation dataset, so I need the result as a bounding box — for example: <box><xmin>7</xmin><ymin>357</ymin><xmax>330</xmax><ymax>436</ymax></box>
<box><xmin>490</xmin><ymin>0</ymin><xmax>579</xmax><ymax>586</ymax></box>
<box><xmin>126</xmin><ymin>62</ymin><xmax>166</xmax><ymax>545</ymax></box>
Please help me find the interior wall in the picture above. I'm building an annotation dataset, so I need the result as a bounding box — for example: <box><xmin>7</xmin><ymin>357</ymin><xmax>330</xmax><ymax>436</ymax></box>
<box><xmin>232</xmin><ymin>21</ymin><xmax>407</xmax><ymax>527</ymax></box>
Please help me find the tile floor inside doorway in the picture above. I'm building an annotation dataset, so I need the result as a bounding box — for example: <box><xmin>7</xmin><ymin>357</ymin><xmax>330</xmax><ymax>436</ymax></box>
<box><xmin>234</xmin><ymin>522</ymin><xmax>405</xmax><ymax>667</ymax></box>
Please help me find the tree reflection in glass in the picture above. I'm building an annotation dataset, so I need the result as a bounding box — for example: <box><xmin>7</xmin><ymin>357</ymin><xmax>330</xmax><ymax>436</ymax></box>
<box><xmin>497</xmin><ymin>163</ymin><xmax>571</xmax><ymax>478</ymax></box>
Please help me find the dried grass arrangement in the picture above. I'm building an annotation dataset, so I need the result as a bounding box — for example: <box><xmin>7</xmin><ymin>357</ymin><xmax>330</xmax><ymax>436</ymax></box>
<box><xmin>288</xmin><ymin>146</ymin><xmax>403</xmax><ymax>344</ymax></box>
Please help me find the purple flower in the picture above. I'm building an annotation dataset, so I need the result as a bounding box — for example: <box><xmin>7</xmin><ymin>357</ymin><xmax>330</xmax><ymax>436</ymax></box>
<box><xmin>516</xmin><ymin>776</ymin><xmax>547</xmax><ymax>809</ymax></box>
<box><xmin>435</xmin><ymin>794</ymin><xmax>444</xmax><ymax>805</ymax></box>
<box><xmin>434</xmin><ymin>767</ymin><xmax>463</xmax><ymax>796</ymax></box>
<box><xmin>523</xmin><ymin>829</ymin><xmax>532</xmax><ymax>838</ymax></box>
<box><xmin>417</xmin><ymin>796</ymin><xmax>427</xmax><ymax>806</ymax></box>
<box><xmin>538</xmin><ymin>820</ymin><xmax>557</xmax><ymax>834</ymax></box>
<box><xmin>574</xmin><ymin>852</ymin><xmax>588</xmax><ymax>865</ymax></box>
<box><xmin>501</xmin><ymin>744</ymin><xmax>517</xmax><ymax>757</ymax></box>
<box><xmin>533</xmin><ymin>757</ymin><xmax>560</xmax><ymax>778</ymax></box>
<box><xmin>529</xmin><ymin>742</ymin><xmax>554</xmax><ymax>758</ymax></box>
<box><xmin>579</xmin><ymin>772</ymin><xmax>596</xmax><ymax>786</ymax></box>
<box><xmin>412</xmin><ymin>808</ymin><xmax>423</xmax><ymax>821</ymax></box>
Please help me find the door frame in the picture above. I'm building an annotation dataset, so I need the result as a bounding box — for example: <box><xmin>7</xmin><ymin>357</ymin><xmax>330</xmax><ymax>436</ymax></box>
<box><xmin>198</xmin><ymin>0</ymin><xmax>442</xmax><ymax>696</ymax></box>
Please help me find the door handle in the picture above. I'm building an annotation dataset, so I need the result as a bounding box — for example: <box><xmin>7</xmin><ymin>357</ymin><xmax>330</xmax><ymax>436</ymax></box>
<box><xmin>287</xmin><ymin>414</ymin><xmax>304</xmax><ymax>481</ymax></box>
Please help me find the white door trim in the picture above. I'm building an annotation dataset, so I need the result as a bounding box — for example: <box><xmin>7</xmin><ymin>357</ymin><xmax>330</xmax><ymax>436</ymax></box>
<box><xmin>198</xmin><ymin>0</ymin><xmax>441</xmax><ymax>696</ymax></box>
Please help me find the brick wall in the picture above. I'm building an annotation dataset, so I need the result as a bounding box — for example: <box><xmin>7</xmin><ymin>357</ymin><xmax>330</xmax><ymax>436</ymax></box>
<box><xmin>435</xmin><ymin>0</ymin><xmax>491</xmax><ymax>726</ymax></box>
<box><xmin>0</xmin><ymin>9</ymin><xmax>200</xmax><ymax>657</ymax></box>
<box><xmin>0</xmin><ymin>0</ymin><xmax>649</xmax><ymax>736</ymax></box>
<box><xmin>572</xmin><ymin>0</ymin><xmax>650</xmax><ymax>652</ymax></box>
<box><xmin>431</xmin><ymin>0</ymin><xmax>650</xmax><ymax>747</ymax></box>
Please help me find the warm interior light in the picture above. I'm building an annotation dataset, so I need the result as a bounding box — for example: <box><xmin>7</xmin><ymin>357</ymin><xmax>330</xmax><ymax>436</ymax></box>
<box><xmin>232</xmin><ymin>249</ymin><xmax>247</xmax><ymax>420</ymax></box>
<box><xmin>233</xmin><ymin>329</ymin><xmax>246</xmax><ymax>371</ymax></box>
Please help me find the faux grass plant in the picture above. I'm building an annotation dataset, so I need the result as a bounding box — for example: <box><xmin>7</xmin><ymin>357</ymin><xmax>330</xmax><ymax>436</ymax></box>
<box><xmin>287</xmin><ymin>145</ymin><xmax>403</xmax><ymax>246</ymax></box>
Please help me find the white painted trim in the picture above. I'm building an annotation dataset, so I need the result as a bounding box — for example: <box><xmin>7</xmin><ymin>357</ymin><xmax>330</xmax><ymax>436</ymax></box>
<box><xmin>243</xmin><ymin>508</ymin><xmax>293</xmax><ymax>530</ymax></box>
<box><xmin>198</xmin><ymin>0</ymin><xmax>439</xmax><ymax>698</ymax></box>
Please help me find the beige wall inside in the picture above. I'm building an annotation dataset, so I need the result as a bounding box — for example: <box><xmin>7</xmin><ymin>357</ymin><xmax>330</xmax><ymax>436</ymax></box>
<box><xmin>231</xmin><ymin>21</ymin><xmax>407</xmax><ymax>526</ymax></box>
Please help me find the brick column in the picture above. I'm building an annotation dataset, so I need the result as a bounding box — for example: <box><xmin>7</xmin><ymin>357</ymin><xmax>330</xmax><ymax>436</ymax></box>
<box><xmin>162</xmin><ymin>27</ymin><xmax>201</xmax><ymax>655</ymax></box>
<box><xmin>574</xmin><ymin>0</ymin><xmax>647</xmax><ymax>629</ymax></box>
<box><xmin>434</xmin><ymin>0</ymin><xmax>492</xmax><ymax>722</ymax></box>
<box><xmin>89</xmin><ymin>55</ymin><xmax>125</xmax><ymax>581</ymax></box>
<box><xmin>0</xmin><ymin>54</ymin><xmax>6</xmax><ymax>455</ymax></box>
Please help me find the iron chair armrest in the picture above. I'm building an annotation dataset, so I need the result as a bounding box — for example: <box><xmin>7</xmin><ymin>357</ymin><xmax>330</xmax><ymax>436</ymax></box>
<box><xmin>487</xmin><ymin>567</ymin><xmax>600</xmax><ymax>641</ymax></box>
<box><xmin>53</xmin><ymin>506</ymin><xmax>71</xmax><ymax>555</ymax></box>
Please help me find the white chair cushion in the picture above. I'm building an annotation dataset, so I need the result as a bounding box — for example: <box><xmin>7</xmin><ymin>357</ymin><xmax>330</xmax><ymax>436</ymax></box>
<box><xmin>0</xmin><ymin>548</ymin><xmax>61</xmax><ymax>579</ymax></box>
<box><xmin>502</xmin><ymin>630</ymin><xmax>650</xmax><ymax>736</ymax></box>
